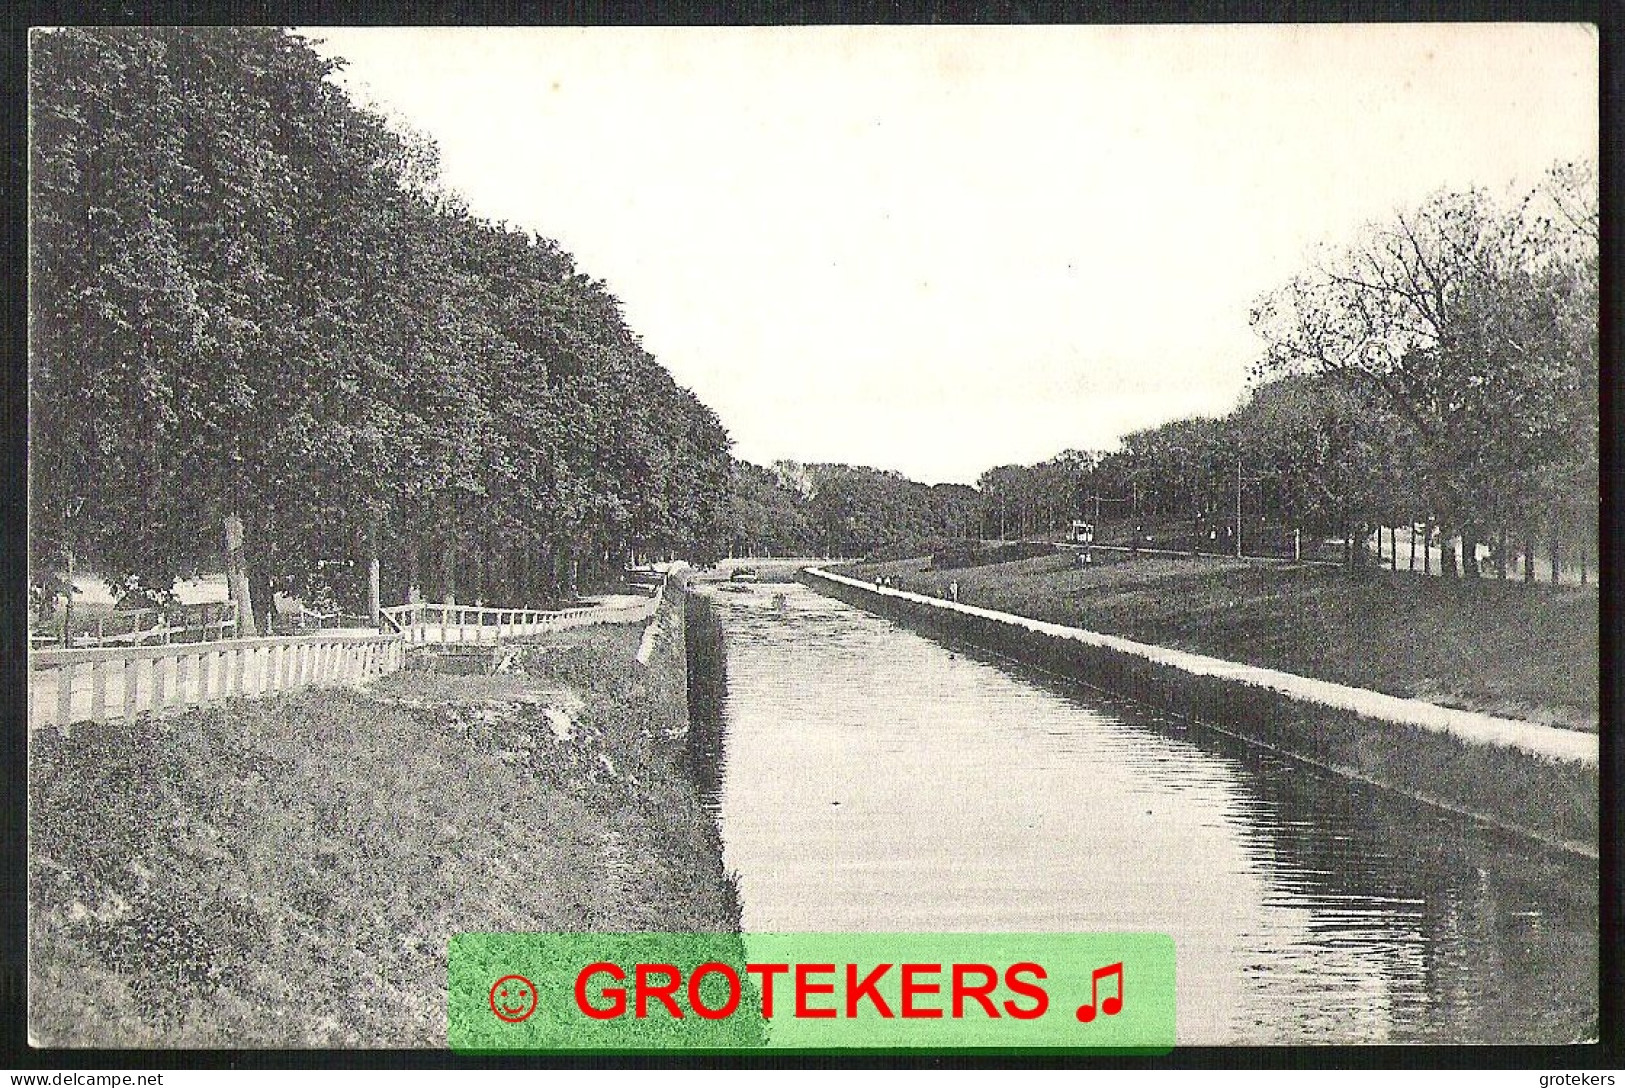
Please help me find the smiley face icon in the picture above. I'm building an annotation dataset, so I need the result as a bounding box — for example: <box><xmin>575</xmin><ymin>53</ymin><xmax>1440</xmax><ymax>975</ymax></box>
<box><xmin>489</xmin><ymin>974</ymin><xmax>538</xmax><ymax>1023</ymax></box>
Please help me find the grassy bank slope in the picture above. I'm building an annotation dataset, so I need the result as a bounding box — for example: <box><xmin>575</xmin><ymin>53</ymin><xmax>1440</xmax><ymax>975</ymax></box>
<box><xmin>29</xmin><ymin>596</ymin><xmax>739</xmax><ymax>1047</ymax></box>
<box><xmin>808</xmin><ymin>570</ymin><xmax>1597</xmax><ymax>851</ymax></box>
<box><xmin>844</xmin><ymin>552</ymin><xmax>1597</xmax><ymax>731</ymax></box>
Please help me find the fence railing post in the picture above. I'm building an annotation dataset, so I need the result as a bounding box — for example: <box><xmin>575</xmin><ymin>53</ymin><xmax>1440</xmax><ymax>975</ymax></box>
<box><xmin>90</xmin><ymin>660</ymin><xmax>107</xmax><ymax>722</ymax></box>
<box><xmin>122</xmin><ymin>656</ymin><xmax>137</xmax><ymax>724</ymax></box>
<box><xmin>174</xmin><ymin>653</ymin><xmax>190</xmax><ymax>712</ymax></box>
<box><xmin>56</xmin><ymin>661</ymin><xmax>73</xmax><ymax>726</ymax></box>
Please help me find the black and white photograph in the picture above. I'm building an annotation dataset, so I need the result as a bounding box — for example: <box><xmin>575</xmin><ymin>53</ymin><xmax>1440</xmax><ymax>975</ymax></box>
<box><xmin>22</xmin><ymin>20</ymin><xmax>1601</xmax><ymax>1056</ymax></box>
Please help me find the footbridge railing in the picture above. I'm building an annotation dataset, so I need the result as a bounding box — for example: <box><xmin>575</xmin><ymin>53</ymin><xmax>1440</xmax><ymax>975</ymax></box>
<box><xmin>379</xmin><ymin>596</ymin><xmax>659</xmax><ymax>646</ymax></box>
<box><xmin>29</xmin><ymin>632</ymin><xmax>404</xmax><ymax>731</ymax></box>
<box><xmin>31</xmin><ymin>582</ymin><xmax>666</xmax><ymax>731</ymax></box>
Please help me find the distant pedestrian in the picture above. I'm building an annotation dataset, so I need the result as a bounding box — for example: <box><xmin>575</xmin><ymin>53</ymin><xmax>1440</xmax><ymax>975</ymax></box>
<box><xmin>949</xmin><ymin>580</ymin><xmax>960</xmax><ymax>603</ymax></box>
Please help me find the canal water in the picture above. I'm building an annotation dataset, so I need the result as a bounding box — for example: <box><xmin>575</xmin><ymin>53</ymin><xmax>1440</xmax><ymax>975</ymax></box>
<box><xmin>693</xmin><ymin>581</ymin><xmax>1597</xmax><ymax>1046</ymax></box>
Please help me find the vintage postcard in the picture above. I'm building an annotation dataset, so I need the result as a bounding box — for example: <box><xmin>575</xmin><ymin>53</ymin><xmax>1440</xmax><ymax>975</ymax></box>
<box><xmin>23</xmin><ymin>23</ymin><xmax>1600</xmax><ymax>1059</ymax></box>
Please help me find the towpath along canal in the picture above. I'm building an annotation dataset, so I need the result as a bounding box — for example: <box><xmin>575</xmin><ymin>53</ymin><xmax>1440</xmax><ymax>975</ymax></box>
<box><xmin>691</xmin><ymin>580</ymin><xmax>1597</xmax><ymax>1046</ymax></box>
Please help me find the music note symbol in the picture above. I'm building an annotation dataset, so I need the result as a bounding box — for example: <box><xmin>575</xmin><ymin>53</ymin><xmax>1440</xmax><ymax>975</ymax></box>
<box><xmin>1075</xmin><ymin>962</ymin><xmax>1124</xmax><ymax>1022</ymax></box>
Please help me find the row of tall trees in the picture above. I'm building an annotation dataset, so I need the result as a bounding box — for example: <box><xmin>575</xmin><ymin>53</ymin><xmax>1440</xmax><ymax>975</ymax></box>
<box><xmin>1250</xmin><ymin>160</ymin><xmax>1597</xmax><ymax>577</ymax></box>
<box><xmin>30</xmin><ymin>27</ymin><xmax>733</xmax><ymax>631</ymax></box>
<box><xmin>718</xmin><ymin>460</ymin><xmax>979</xmax><ymax>560</ymax></box>
<box><xmin>976</xmin><ymin>451</ymin><xmax>1106</xmax><ymax>540</ymax></box>
<box><xmin>976</xmin><ymin>162</ymin><xmax>1597</xmax><ymax>579</ymax></box>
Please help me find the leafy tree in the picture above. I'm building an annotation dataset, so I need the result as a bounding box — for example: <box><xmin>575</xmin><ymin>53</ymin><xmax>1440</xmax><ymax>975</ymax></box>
<box><xmin>1250</xmin><ymin>163</ymin><xmax>1598</xmax><ymax>576</ymax></box>
<box><xmin>30</xmin><ymin>27</ymin><xmax>738</xmax><ymax>623</ymax></box>
<box><xmin>723</xmin><ymin>460</ymin><xmax>817</xmax><ymax>558</ymax></box>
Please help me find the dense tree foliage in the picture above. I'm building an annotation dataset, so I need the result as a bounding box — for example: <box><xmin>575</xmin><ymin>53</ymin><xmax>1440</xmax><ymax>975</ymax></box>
<box><xmin>979</xmin><ymin>164</ymin><xmax>1596</xmax><ymax>579</ymax></box>
<box><xmin>976</xmin><ymin>452</ymin><xmax>1104</xmax><ymax>539</ymax></box>
<box><xmin>716</xmin><ymin>460</ymin><xmax>978</xmax><ymax>560</ymax></box>
<box><xmin>31</xmin><ymin>28</ymin><xmax>1593</xmax><ymax>602</ymax></box>
<box><xmin>1250</xmin><ymin>163</ymin><xmax>1597</xmax><ymax>577</ymax></box>
<box><xmin>791</xmin><ymin>463</ymin><xmax>978</xmax><ymax>560</ymax></box>
<box><xmin>30</xmin><ymin>27</ymin><xmax>733</xmax><ymax>625</ymax></box>
<box><xmin>721</xmin><ymin>460</ymin><xmax>817</xmax><ymax>558</ymax></box>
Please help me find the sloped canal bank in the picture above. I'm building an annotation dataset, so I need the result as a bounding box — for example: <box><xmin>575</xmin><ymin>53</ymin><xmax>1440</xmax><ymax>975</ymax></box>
<box><xmin>687</xmin><ymin>580</ymin><xmax>1597</xmax><ymax>1045</ymax></box>
<box><xmin>29</xmin><ymin>587</ymin><xmax>742</xmax><ymax>1047</ymax></box>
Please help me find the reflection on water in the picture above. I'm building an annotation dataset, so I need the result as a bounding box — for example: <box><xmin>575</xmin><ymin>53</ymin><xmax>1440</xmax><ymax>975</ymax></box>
<box><xmin>694</xmin><ymin>582</ymin><xmax>1597</xmax><ymax>1045</ymax></box>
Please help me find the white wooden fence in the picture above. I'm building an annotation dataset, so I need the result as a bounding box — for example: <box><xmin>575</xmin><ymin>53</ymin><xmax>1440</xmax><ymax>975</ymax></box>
<box><xmin>30</xmin><ymin>583</ymin><xmax>667</xmax><ymax>730</ymax></box>
<box><xmin>30</xmin><ymin>600</ymin><xmax>240</xmax><ymax>650</ymax></box>
<box><xmin>29</xmin><ymin>633</ymin><xmax>405</xmax><ymax>730</ymax></box>
<box><xmin>379</xmin><ymin>598</ymin><xmax>658</xmax><ymax>646</ymax></box>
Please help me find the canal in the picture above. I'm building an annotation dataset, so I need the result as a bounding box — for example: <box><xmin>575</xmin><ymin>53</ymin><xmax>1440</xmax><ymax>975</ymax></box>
<box><xmin>691</xmin><ymin>581</ymin><xmax>1597</xmax><ymax>1046</ymax></box>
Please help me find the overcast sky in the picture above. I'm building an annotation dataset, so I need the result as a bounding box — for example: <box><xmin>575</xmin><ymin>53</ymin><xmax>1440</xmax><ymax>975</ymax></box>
<box><xmin>306</xmin><ymin>24</ymin><xmax>1596</xmax><ymax>485</ymax></box>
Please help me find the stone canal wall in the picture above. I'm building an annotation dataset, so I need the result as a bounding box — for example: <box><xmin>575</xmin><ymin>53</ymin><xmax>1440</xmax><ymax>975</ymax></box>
<box><xmin>801</xmin><ymin>567</ymin><xmax>1598</xmax><ymax>859</ymax></box>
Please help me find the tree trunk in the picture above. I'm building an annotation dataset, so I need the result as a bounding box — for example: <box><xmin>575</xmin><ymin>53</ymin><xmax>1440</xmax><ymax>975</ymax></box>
<box><xmin>1439</xmin><ymin>536</ymin><xmax>1457</xmax><ymax>579</ymax></box>
<box><xmin>1550</xmin><ymin>538</ymin><xmax>1561</xmax><ymax>585</ymax></box>
<box><xmin>249</xmin><ymin>566</ymin><xmax>274</xmax><ymax>637</ymax></box>
<box><xmin>366</xmin><ymin>515</ymin><xmax>381</xmax><ymax>626</ymax></box>
<box><xmin>1523</xmin><ymin>535</ymin><xmax>1535</xmax><ymax>583</ymax></box>
<box><xmin>222</xmin><ymin>513</ymin><xmax>258</xmax><ymax>637</ymax></box>
<box><xmin>1409</xmin><ymin>524</ymin><xmax>1417</xmax><ymax>571</ymax></box>
<box><xmin>441</xmin><ymin>531</ymin><xmax>457</xmax><ymax>607</ymax></box>
<box><xmin>406</xmin><ymin>537</ymin><xmax>421</xmax><ymax>605</ymax></box>
<box><xmin>1498</xmin><ymin>528</ymin><xmax>1508</xmax><ymax>579</ymax></box>
<box><xmin>61</xmin><ymin>545</ymin><xmax>75</xmax><ymax>646</ymax></box>
<box><xmin>1389</xmin><ymin>525</ymin><xmax>1397</xmax><ymax>571</ymax></box>
<box><xmin>1461</xmin><ymin>527</ymin><xmax>1479</xmax><ymax>579</ymax></box>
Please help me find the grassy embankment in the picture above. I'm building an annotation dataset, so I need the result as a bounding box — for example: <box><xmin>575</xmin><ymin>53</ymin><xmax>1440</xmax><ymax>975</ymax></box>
<box><xmin>844</xmin><ymin>550</ymin><xmax>1598</xmax><ymax>732</ymax></box>
<box><xmin>810</xmin><ymin>565</ymin><xmax>1597</xmax><ymax>852</ymax></box>
<box><xmin>29</xmin><ymin>589</ymin><xmax>748</xmax><ymax>1047</ymax></box>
